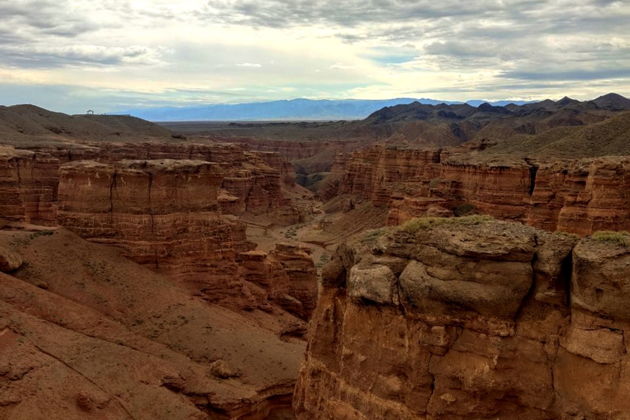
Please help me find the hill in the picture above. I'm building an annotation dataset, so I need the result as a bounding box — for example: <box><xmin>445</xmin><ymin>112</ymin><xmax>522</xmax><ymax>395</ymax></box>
<box><xmin>0</xmin><ymin>104</ymin><xmax>172</xmax><ymax>145</ymax></box>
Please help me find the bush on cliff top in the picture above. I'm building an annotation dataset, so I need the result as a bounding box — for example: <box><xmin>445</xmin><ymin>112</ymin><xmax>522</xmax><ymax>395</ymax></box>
<box><xmin>401</xmin><ymin>215</ymin><xmax>493</xmax><ymax>233</ymax></box>
<box><xmin>592</xmin><ymin>231</ymin><xmax>630</xmax><ymax>247</ymax></box>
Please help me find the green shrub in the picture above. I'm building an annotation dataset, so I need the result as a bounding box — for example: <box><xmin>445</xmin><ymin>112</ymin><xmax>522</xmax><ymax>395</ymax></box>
<box><xmin>29</xmin><ymin>230</ymin><xmax>54</xmax><ymax>240</ymax></box>
<box><xmin>591</xmin><ymin>231</ymin><xmax>630</xmax><ymax>247</ymax></box>
<box><xmin>401</xmin><ymin>215</ymin><xmax>493</xmax><ymax>233</ymax></box>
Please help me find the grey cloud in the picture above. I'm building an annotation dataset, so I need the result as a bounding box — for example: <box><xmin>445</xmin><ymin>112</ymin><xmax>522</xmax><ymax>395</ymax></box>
<box><xmin>0</xmin><ymin>0</ymin><xmax>101</xmax><ymax>38</ymax></box>
<box><xmin>201</xmin><ymin>0</ymin><xmax>507</xmax><ymax>27</ymax></box>
<box><xmin>200</xmin><ymin>0</ymin><xmax>630</xmax><ymax>84</ymax></box>
<box><xmin>0</xmin><ymin>1</ymin><xmax>159</xmax><ymax>68</ymax></box>
<box><xmin>0</xmin><ymin>44</ymin><xmax>158</xmax><ymax>68</ymax></box>
<box><xmin>500</xmin><ymin>69</ymin><xmax>630</xmax><ymax>81</ymax></box>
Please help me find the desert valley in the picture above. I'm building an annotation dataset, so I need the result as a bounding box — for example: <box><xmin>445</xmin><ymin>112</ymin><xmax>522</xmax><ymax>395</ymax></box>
<box><xmin>0</xmin><ymin>93</ymin><xmax>629</xmax><ymax>419</ymax></box>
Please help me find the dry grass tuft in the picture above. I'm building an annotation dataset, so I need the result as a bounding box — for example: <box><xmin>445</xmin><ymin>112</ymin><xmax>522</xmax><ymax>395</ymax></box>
<box><xmin>401</xmin><ymin>215</ymin><xmax>493</xmax><ymax>233</ymax></box>
<box><xmin>591</xmin><ymin>231</ymin><xmax>630</xmax><ymax>247</ymax></box>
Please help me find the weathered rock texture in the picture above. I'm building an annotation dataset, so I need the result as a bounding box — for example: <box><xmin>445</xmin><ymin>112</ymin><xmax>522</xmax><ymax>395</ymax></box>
<box><xmin>0</xmin><ymin>147</ymin><xmax>59</xmax><ymax>225</ymax></box>
<box><xmin>335</xmin><ymin>145</ymin><xmax>630</xmax><ymax>235</ymax></box>
<box><xmin>56</xmin><ymin>159</ymin><xmax>316</xmax><ymax>316</ymax></box>
<box><xmin>0</xmin><ymin>228</ymin><xmax>302</xmax><ymax>419</ymax></box>
<box><xmin>295</xmin><ymin>218</ymin><xmax>630</xmax><ymax>419</ymax></box>
<box><xmin>238</xmin><ymin>243</ymin><xmax>317</xmax><ymax>320</ymax></box>
<box><xmin>0</xmin><ymin>141</ymin><xmax>303</xmax><ymax>226</ymax></box>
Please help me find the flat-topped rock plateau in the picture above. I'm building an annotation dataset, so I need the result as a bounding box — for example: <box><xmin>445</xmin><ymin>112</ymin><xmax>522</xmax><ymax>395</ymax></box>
<box><xmin>295</xmin><ymin>218</ymin><xmax>630</xmax><ymax>419</ymax></box>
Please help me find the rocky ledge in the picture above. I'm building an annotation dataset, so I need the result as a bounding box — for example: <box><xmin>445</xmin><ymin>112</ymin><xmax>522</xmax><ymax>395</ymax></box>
<box><xmin>295</xmin><ymin>217</ymin><xmax>630</xmax><ymax>419</ymax></box>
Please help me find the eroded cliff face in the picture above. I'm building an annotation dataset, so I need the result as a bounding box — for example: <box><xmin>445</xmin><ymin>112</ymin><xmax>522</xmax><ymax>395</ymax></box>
<box><xmin>295</xmin><ymin>218</ymin><xmax>630</xmax><ymax>419</ymax></box>
<box><xmin>335</xmin><ymin>145</ymin><xmax>630</xmax><ymax>235</ymax></box>
<box><xmin>56</xmin><ymin>159</ymin><xmax>317</xmax><ymax>317</ymax></box>
<box><xmin>0</xmin><ymin>141</ymin><xmax>304</xmax><ymax>226</ymax></box>
<box><xmin>0</xmin><ymin>147</ymin><xmax>60</xmax><ymax>225</ymax></box>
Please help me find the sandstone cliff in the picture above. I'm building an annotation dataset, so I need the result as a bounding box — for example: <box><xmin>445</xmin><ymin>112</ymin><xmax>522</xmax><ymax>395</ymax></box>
<box><xmin>0</xmin><ymin>141</ymin><xmax>304</xmax><ymax>226</ymax></box>
<box><xmin>56</xmin><ymin>159</ymin><xmax>316</xmax><ymax>317</ymax></box>
<box><xmin>295</xmin><ymin>218</ymin><xmax>630</xmax><ymax>419</ymax></box>
<box><xmin>334</xmin><ymin>145</ymin><xmax>630</xmax><ymax>235</ymax></box>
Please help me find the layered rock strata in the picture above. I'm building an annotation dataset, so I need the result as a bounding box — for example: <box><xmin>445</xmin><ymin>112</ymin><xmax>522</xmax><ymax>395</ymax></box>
<box><xmin>0</xmin><ymin>147</ymin><xmax>59</xmax><ymax>225</ymax></box>
<box><xmin>295</xmin><ymin>218</ymin><xmax>630</xmax><ymax>419</ymax></box>
<box><xmin>336</xmin><ymin>145</ymin><xmax>630</xmax><ymax>235</ymax></box>
<box><xmin>238</xmin><ymin>243</ymin><xmax>318</xmax><ymax>320</ymax></box>
<box><xmin>0</xmin><ymin>141</ymin><xmax>301</xmax><ymax>225</ymax></box>
<box><xmin>56</xmin><ymin>159</ymin><xmax>316</xmax><ymax>315</ymax></box>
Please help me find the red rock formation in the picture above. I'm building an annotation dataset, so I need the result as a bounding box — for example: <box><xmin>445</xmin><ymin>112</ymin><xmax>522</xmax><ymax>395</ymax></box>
<box><xmin>0</xmin><ymin>228</ymin><xmax>303</xmax><ymax>419</ymax></box>
<box><xmin>527</xmin><ymin>158</ymin><xmax>630</xmax><ymax>235</ymax></box>
<box><xmin>0</xmin><ymin>147</ymin><xmax>59</xmax><ymax>225</ymax></box>
<box><xmin>0</xmin><ymin>141</ymin><xmax>303</xmax><ymax>225</ymax></box>
<box><xmin>56</xmin><ymin>159</ymin><xmax>317</xmax><ymax>317</ymax></box>
<box><xmin>56</xmin><ymin>160</ymin><xmax>247</xmax><ymax>303</ymax></box>
<box><xmin>295</xmin><ymin>219</ymin><xmax>630</xmax><ymax>419</ymax></box>
<box><xmin>334</xmin><ymin>145</ymin><xmax>630</xmax><ymax>235</ymax></box>
<box><xmin>238</xmin><ymin>243</ymin><xmax>317</xmax><ymax>320</ymax></box>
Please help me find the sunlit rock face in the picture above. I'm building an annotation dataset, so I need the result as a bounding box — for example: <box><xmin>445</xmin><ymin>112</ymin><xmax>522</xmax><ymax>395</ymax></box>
<box><xmin>295</xmin><ymin>219</ymin><xmax>630</xmax><ymax>419</ymax></box>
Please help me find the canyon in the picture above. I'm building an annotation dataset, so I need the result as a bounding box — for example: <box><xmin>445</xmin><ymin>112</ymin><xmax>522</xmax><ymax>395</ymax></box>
<box><xmin>1</xmin><ymin>96</ymin><xmax>630</xmax><ymax>419</ymax></box>
<box><xmin>331</xmin><ymin>144</ymin><xmax>630</xmax><ymax>235</ymax></box>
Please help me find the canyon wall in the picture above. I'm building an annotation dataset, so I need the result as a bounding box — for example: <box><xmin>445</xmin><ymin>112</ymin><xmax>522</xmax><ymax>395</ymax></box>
<box><xmin>0</xmin><ymin>147</ymin><xmax>59</xmax><ymax>225</ymax></box>
<box><xmin>295</xmin><ymin>218</ymin><xmax>630</xmax><ymax>419</ymax></box>
<box><xmin>56</xmin><ymin>159</ymin><xmax>316</xmax><ymax>317</ymax></box>
<box><xmin>335</xmin><ymin>145</ymin><xmax>630</xmax><ymax>235</ymax></box>
<box><xmin>0</xmin><ymin>143</ymin><xmax>316</xmax><ymax>318</ymax></box>
<box><xmin>0</xmin><ymin>141</ymin><xmax>303</xmax><ymax>226</ymax></box>
<box><xmin>0</xmin><ymin>228</ymin><xmax>303</xmax><ymax>419</ymax></box>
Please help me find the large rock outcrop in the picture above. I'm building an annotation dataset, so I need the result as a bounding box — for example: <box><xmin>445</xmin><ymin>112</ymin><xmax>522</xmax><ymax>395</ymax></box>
<box><xmin>334</xmin><ymin>145</ymin><xmax>630</xmax><ymax>235</ymax></box>
<box><xmin>295</xmin><ymin>218</ymin><xmax>630</xmax><ymax>419</ymax></box>
<box><xmin>0</xmin><ymin>147</ymin><xmax>59</xmax><ymax>225</ymax></box>
<box><xmin>0</xmin><ymin>141</ymin><xmax>304</xmax><ymax>226</ymax></box>
<box><xmin>56</xmin><ymin>159</ymin><xmax>316</xmax><ymax>316</ymax></box>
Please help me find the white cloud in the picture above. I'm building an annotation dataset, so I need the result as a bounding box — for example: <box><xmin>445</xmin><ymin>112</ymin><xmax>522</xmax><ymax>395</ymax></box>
<box><xmin>0</xmin><ymin>0</ymin><xmax>628</xmax><ymax>111</ymax></box>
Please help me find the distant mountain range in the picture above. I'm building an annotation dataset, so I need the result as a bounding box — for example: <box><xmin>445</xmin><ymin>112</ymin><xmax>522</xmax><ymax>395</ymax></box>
<box><xmin>117</xmin><ymin>98</ymin><xmax>534</xmax><ymax>122</ymax></box>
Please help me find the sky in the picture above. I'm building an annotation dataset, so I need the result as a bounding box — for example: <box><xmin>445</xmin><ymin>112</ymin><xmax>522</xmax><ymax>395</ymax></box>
<box><xmin>0</xmin><ymin>0</ymin><xmax>629</xmax><ymax>113</ymax></box>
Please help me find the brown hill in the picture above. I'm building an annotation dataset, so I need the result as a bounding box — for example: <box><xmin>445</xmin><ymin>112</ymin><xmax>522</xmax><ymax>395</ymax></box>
<box><xmin>481</xmin><ymin>111</ymin><xmax>630</xmax><ymax>158</ymax></box>
<box><xmin>0</xmin><ymin>105</ymin><xmax>172</xmax><ymax>145</ymax></box>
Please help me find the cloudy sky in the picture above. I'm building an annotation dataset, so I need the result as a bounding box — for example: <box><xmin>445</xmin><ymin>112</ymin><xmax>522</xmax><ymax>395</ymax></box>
<box><xmin>0</xmin><ymin>0</ymin><xmax>628</xmax><ymax>113</ymax></box>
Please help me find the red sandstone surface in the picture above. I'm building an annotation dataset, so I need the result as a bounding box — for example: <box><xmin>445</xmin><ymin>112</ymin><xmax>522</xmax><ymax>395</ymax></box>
<box><xmin>295</xmin><ymin>219</ymin><xmax>630</xmax><ymax>419</ymax></box>
<box><xmin>332</xmin><ymin>144</ymin><xmax>630</xmax><ymax>235</ymax></box>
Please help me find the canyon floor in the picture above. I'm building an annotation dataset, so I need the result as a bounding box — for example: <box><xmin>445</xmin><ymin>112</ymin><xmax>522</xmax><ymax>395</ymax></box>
<box><xmin>1</xmin><ymin>95</ymin><xmax>630</xmax><ymax>419</ymax></box>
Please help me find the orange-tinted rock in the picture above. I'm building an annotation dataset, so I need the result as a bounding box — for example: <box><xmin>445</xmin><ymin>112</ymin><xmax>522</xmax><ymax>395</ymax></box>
<box><xmin>0</xmin><ymin>228</ymin><xmax>303</xmax><ymax>419</ymax></box>
<box><xmin>57</xmin><ymin>160</ymin><xmax>257</xmax><ymax>304</ymax></box>
<box><xmin>1</xmin><ymin>141</ymin><xmax>303</xmax><ymax>224</ymax></box>
<box><xmin>528</xmin><ymin>158</ymin><xmax>630</xmax><ymax>235</ymax></box>
<box><xmin>56</xmin><ymin>159</ymin><xmax>318</xmax><ymax>317</ymax></box>
<box><xmin>295</xmin><ymin>219</ymin><xmax>630</xmax><ymax>419</ymax></box>
<box><xmin>334</xmin><ymin>145</ymin><xmax>630</xmax><ymax>235</ymax></box>
<box><xmin>238</xmin><ymin>243</ymin><xmax>317</xmax><ymax>320</ymax></box>
<box><xmin>0</xmin><ymin>147</ymin><xmax>59</xmax><ymax>225</ymax></box>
